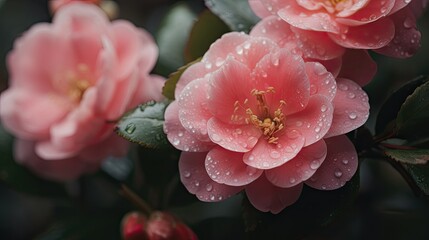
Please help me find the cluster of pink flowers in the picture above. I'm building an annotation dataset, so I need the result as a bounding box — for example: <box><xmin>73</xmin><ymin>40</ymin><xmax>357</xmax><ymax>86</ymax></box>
<box><xmin>163</xmin><ymin>0</ymin><xmax>426</xmax><ymax>213</ymax></box>
<box><xmin>0</xmin><ymin>0</ymin><xmax>426</xmax><ymax>214</ymax></box>
<box><xmin>0</xmin><ymin>3</ymin><xmax>163</xmax><ymax>181</ymax></box>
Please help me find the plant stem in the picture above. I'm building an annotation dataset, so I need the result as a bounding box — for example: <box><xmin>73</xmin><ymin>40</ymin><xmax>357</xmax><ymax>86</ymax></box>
<box><xmin>119</xmin><ymin>185</ymin><xmax>153</xmax><ymax>215</ymax></box>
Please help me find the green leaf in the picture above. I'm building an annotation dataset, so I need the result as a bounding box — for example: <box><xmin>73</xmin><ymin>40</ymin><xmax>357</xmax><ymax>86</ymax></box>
<box><xmin>205</xmin><ymin>0</ymin><xmax>260</xmax><ymax>32</ymax></box>
<box><xmin>385</xmin><ymin>149</ymin><xmax>429</xmax><ymax>164</ymax></box>
<box><xmin>116</xmin><ymin>100</ymin><xmax>171</xmax><ymax>149</ymax></box>
<box><xmin>375</xmin><ymin>75</ymin><xmax>428</xmax><ymax>135</ymax></box>
<box><xmin>396</xmin><ymin>80</ymin><xmax>429</xmax><ymax>141</ymax></box>
<box><xmin>162</xmin><ymin>58</ymin><xmax>201</xmax><ymax>100</ymax></box>
<box><xmin>401</xmin><ymin>163</ymin><xmax>429</xmax><ymax>196</ymax></box>
<box><xmin>243</xmin><ymin>172</ymin><xmax>360</xmax><ymax>240</ymax></box>
<box><xmin>184</xmin><ymin>9</ymin><xmax>230</xmax><ymax>63</ymax></box>
<box><xmin>155</xmin><ymin>2</ymin><xmax>197</xmax><ymax>76</ymax></box>
<box><xmin>0</xmin><ymin>125</ymin><xmax>69</xmax><ymax>199</ymax></box>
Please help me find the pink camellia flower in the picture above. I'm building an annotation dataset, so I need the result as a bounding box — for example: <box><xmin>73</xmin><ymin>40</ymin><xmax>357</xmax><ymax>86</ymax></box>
<box><xmin>250</xmin><ymin>15</ymin><xmax>377</xmax><ymax>86</ymax></box>
<box><xmin>164</xmin><ymin>32</ymin><xmax>369</xmax><ymax>213</ymax></box>
<box><xmin>249</xmin><ymin>0</ymin><xmax>424</xmax><ymax>58</ymax></box>
<box><xmin>0</xmin><ymin>3</ymin><xmax>163</xmax><ymax>181</ymax></box>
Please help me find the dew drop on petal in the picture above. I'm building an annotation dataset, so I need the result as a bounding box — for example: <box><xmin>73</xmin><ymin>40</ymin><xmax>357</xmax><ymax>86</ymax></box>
<box><xmin>289</xmin><ymin>178</ymin><xmax>296</xmax><ymax>184</ymax></box>
<box><xmin>348</xmin><ymin>112</ymin><xmax>357</xmax><ymax>120</ymax></box>
<box><xmin>206</xmin><ymin>184</ymin><xmax>213</xmax><ymax>192</ymax></box>
<box><xmin>183</xmin><ymin>171</ymin><xmax>191</xmax><ymax>178</ymax></box>
<box><xmin>342</xmin><ymin>159</ymin><xmax>349</xmax><ymax>165</ymax></box>
<box><xmin>212</xmin><ymin>134</ymin><xmax>221</xmax><ymax>142</ymax></box>
<box><xmin>270</xmin><ymin>151</ymin><xmax>280</xmax><ymax>159</ymax></box>
<box><xmin>310</xmin><ymin>160</ymin><xmax>320</xmax><ymax>170</ymax></box>
<box><xmin>334</xmin><ymin>169</ymin><xmax>343</xmax><ymax>178</ymax></box>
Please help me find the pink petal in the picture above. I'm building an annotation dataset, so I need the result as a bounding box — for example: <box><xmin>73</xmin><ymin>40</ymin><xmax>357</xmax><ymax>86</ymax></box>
<box><xmin>325</xmin><ymin>78</ymin><xmax>370</xmax><ymax>138</ymax></box>
<box><xmin>0</xmin><ymin>89</ymin><xmax>70</xmax><ymax>140</ymax></box>
<box><xmin>248</xmin><ymin>0</ymin><xmax>273</xmax><ymax>17</ymax></box>
<box><xmin>175</xmin><ymin>62</ymin><xmax>209</xmax><ymax>97</ymax></box>
<box><xmin>305</xmin><ymin>135</ymin><xmax>358</xmax><ymax>190</ymax></box>
<box><xmin>338</xmin><ymin>50</ymin><xmax>377</xmax><ymax>86</ymax></box>
<box><xmin>374</xmin><ymin>8</ymin><xmax>421</xmax><ymax>58</ymax></box>
<box><xmin>207</xmin><ymin>118</ymin><xmax>261</xmax><ymax>152</ymax></box>
<box><xmin>205</xmin><ymin>147</ymin><xmax>263</xmax><ymax>186</ymax></box>
<box><xmin>336</xmin><ymin>0</ymin><xmax>395</xmax><ymax>25</ymax></box>
<box><xmin>245</xmin><ymin>175</ymin><xmax>303</xmax><ymax>214</ymax></box>
<box><xmin>232</xmin><ymin>37</ymin><xmax>279</xmax><ymax>70</ymax></box>
<box><xmin>111</xmin><ymin>20</ymin><xmax>158</xmax><ymax>79</ymax></box>
<box><xmin>15</xmin><ymin>139</ymin><xmax>95</xmax><ymax>181</ymax></box>
<box><xmin>390</xmin><ymin>0</ymin><xmax>413</xmax><ymax>15</ymax></box>
<box><xmin>305</xmin><ymin>62</ymin><xmax>337</xmax><ymax>100</ymax></box>
<box><xmin>285</xmin><ymin>95</ymin><xmax>334</xmax><ymax>147</ymax></box>
<box><xmin>178</xmin><ymin>78</ymin><xmax>212</xmax><ymax>142</ymax></box>
<box><xmin>266</xmin><ymin>140</ymin><xmax>327</xmax><ymax>188</ymax></box>
<box><xmin>164</xmin><ymin>101</ymin><xmax>214</xmax><ymax>152</ymax></box>
<box><xmin>202</xmin><ymin>32</ymin><xmax>249</xmax><ymax>71</ymax></box>
<box><xmin>250</xmin><ymin>16</ymin><xmax>298</xmax><ymax>50</ymax></box>
<box><xmin>278</xmin><ymin>1</ymin><xmax>341</xmax><ymax>33</ymax></box>
<box><xmin>252</xmin><ymin>49</ymin><xmax>310</xmax><ymax>116</ymax></box>
<box><xmin>329</xmin><ymin>18</ymin><xmax>395</xmax><ymax>49</ymax></box>
<box><xmin>317</xmin><ymin>57</ymin><xmax>343</xmax><ymax>78</ymax></box>
<box><xmin>290</xmin><ymin>27</ymin><xmax>345</xmax><ymax>60</ymax></box>
<box><xmin>179</xmin><ymin>152</ymin><xmax>243</xmax><ymax>202</ymax></box>
<box><xmin>243</xmin><ymin>131</ymin><xmax>305</xmax><ymax>169</ymax></box>
<box><xmin>207</xmin><ymin>58</ymin><xmax>256</xmax><ymax>125</ymax></box>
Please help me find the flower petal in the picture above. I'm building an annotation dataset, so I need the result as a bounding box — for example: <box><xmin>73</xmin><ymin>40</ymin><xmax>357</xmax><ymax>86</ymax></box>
<box><xmin>245</xmin><ymin>175</ymin><xmax>303</xmax><ymax>214</ymax></box>
<box><xmin>374</xmin><ymin>8</ymin><xmax>421</xmax><ymax>58</ymax></box>
<box><xmin>329</xmin><ymin>18</ymin><xmax>395</xmax><ymax>49</ymax></box>
<box><xmin>243</xmin><ymin>131</ymin><xmax>305</xmax><ymax>169</ymax></box>
<box><xmin>265</xmin><ymin>140</ymin><xmax>327</xmax><ymax>188</ymax></box>
<box><xmin>207</xmin><ymin>118</ymin><xmax>261</xmax><ymax>152</ymax></box>
<box><xmin>253</xmin><ymin>49</ymin><xmax>310</xmax><ymax>116</ymax></box>
<box><xmin>250</xmin><ymin>16</ymin><xmax>298</xmax><ymax>50</ymax></box>
<box><xmin>305</xmin><ymin>62</ymin><xmax>337</xmax><ymax>100</ymax></box>
<box><xmin>278</xmin><ymin>1</ymin><xmax>341</xmax><ymax>33</ymax></box>
<box><xmin>325</xmin><ymin>78</ymin><xmax>369</xmax><ymax>138</ymax></box>
<box><xmin>179</xmin><ymin>152</ymin><xmax>243</xmax><ymax>202</ymax></box>
<box><xmin>178</xmin><ymin>78</ymin><xmax>212</xmax><ymax>142</ymax></box>
<box><xmin>285</xmin><ymin>95</ymin><xmax>334</xmax><ymax>147</ymax></box>
<box><xmin>164</xmin><ymin>101</ymin><xmax>214</xmax><ymax>152</ymax></box>
<box><xmin>205</xmin><ymin>147</ymin><xmax>263</xmax><ymax>186</ymax></box>
<box><xmin>336</xmin><ymin>0</ymin><xmax>395</xmax><ymax>25</ymax></box>
<box><xmin>290</xmin><ymin>27</ymin><xmax>345</xmax><ymax>60</ymax></box>
<box><xmin>305</xmin><ymin>135</ymin><xmax>358</xmax><ymax>190</ymax></box>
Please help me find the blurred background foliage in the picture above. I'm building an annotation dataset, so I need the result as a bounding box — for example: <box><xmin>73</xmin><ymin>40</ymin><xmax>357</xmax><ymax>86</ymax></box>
<box><xmin>0</xmin><ymin>0</ymin><xmax>429</xmax><ymax>239</ymax></box>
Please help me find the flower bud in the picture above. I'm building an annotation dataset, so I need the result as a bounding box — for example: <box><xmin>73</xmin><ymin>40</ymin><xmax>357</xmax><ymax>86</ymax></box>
<box><xmin>121</xmin><ymin>212</ymin><xmax>149</xmax><ymax>240</ymax></box>
<box><xmin>146</xmin><ymin>212</ymin><xmax>198</xmax><ymax>240</ymax></box>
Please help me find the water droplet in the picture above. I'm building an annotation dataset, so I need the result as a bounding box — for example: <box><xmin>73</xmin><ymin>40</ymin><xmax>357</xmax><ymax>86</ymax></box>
<box><xmin>247</xmin><ymin>136</ymin><xmax>258</xmax><ymax>146</ymax></box>
<box><xmin>247</xmin><ymin>166</ymin><xmax>257</xmax><ymax>176</ymax></box>
<box><xmin>215</xmin><ymin>57</ymin><xmax>224</xmax><ymax>67</ymax></box>
<box><xmin>339</xmin><ymin>84</ymin><xmax>348</xmax><ymax>91</ymax></box>
<box><xmin>211</xmin><ymin>134</ymin><xmax>221</xmax><ymax>142</ymax></box>
<box><xmin>183</xmin><ymin>171</ymin><xmax>191</xmax><ymax>178</ymax></box>
<box><xmin>125</xmin><ymin>123</ymin><xmax>136</xmax><ymax>134</ymax></box>
<box><xmin>173</xmin><ymin>139</ymin><xmax>181</xmax><ymax>146</ymax></box>
<box><xmin>248</xmin><ymin>154</ymin><xmax>255</xmax><ymax>161</ymax></box>
<box><xmin>348</xmin><ymin>112</ymin><xmax>357</xmax><ymax>120</ymax></box>
<box><xmin>205</xmin><ymin>62</ymin><xmax>212</xmax><ymax>69</ymax></box>
<box><xmin>243</xmin><ymin>42</ymin><xmax>251</xmax><ymax>49</ymax></box>
<box><xmin>310</xmin><ymin>160</ymin><xmax>320</xmax><ymax>170</ymax></box>
<box><xmin>296</xmin><ymin>121</ymin><xmax>303</xmax><ymax>127</ymax></box>
<box><xmin>236</xmin><ymin>46</ymin><xmax>244</xmax><ymax>55</ymax></box>
<box><xmin>270</xmin><ymin>151</ymin><xmax>280</xmax><ymax>159</ymax></box>
<box><xmin>287</xmin><ymin>130</ymin><xmax>300</xmax><ymax>139</ymax></box>
<box><xmin>194</xmin><ymin>181</ymin><xmax>200</xmax><ymax>187</ymax></box>
<box><xmin>289</xmin><ymin>178</ymin><xmax>296</xmax><ymax>184</ymax></box>
<box><xmin>321</xmin><ymin>105</ymin><xmax>327</xmax><ymax>112</ymax></box>
<box><xmin>262</xmin><ymin>162</ymin><xmax>270</xmax><ymax>168</ymax></box>
<box><xmin>348</xmin><ymin>92</ymin><xmax>356</xmax><ymax>99</ymax></box>
<box><xmin>334</xmin><ymin>169</ymin><xmax>343</xmax><ymax>178</ymax></box>
<box><xmin>342</xmin><ymin>159</ymin><xmax>349</xmax><ymax>165</ymax></box>
<box><xmin>210</xmin><ymin>195</ymin><xmax>215</xmax><ymax>201</ymax></box>
<box><xmin>206</xmin><ymin>184</ymin><xmax>213</xmax><ymax>192</ymax></box>
<box><xmin>178</xmin><ymin>132</ymin><xmax>184</xmax><ymax>137</ymax></box>
<box><xmin>321</xmin><ymin>184</ymin><xmax>327</xmax><ymax>190</ymax></box>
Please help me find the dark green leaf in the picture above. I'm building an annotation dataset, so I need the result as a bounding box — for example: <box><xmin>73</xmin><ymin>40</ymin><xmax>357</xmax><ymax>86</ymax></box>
<box><xmin>375</xmin><ymin>75</ymin><xmax>427</xmax><ymax>135</ymax></box>
<box><xmin>155</xmin><ymin>2</ymin><xmax>197</xmax><ymax>76</ymax></box>
<box><xmin>116</xmin><ymin>100</ymin><xmax>170</xmax><ymax>149</ymax></box>
<box><xmin>0</xmin><ymin>125</ymin><xmax>69</xmax><ymax>199</ymax></box>
<box><xmin>205</xmin><ymin>0</ymin><xmax>260</xmax><ymax>32</ymax></box>
<box><xmin>401</xmin><ymin>163</ymin><xmax>429</xmax><ymax>196</ymax></box>
<box><xmin>184</xmin><ymin>9</ymin><xmax>230</xmax><ymax>63</ymax></box>
<box><xmin>162</xmin><ymin>58</ymin><xmax>201</xmax><ymax>100</ymax></box>
<box><xmin>386</xmin><ymin>149</ymin><xmax>429</xmax><ymax>164</ymax></box>
<box><xmin>396</xmin><ymin>80</ymin><xmax>429</xmax><ymax>141</ymax></box>
<box><xmin>243</xmin><ymin>172</ymin><xmax>360</xmax><ymax>240</ymax></box>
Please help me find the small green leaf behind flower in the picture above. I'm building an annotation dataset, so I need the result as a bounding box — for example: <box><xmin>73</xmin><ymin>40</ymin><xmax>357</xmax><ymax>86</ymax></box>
<box><xmin>385</xmin><ymin>149</ymin><xmax>429</xmax><ymax>165</ymax></box>
<box><xmin>162</xmin><ymin>58</ymin><xmax>201</xmax><ymax>100</ymax></box>
<box><xmin>116</xmin><ymin>100</ymin><xmax>171</xmax><ymax>149</ymax></box>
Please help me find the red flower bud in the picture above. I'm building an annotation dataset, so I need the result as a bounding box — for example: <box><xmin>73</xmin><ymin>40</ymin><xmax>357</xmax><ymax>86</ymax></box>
<box><xmin>121</xmin><ymin>212</ymin><xmax>149</xmax><ymax>240</ymax></box>
<box><xmin>146</xmin><ymin>212</ymin><xmax>198</xmax><ymax>240</ymax></box>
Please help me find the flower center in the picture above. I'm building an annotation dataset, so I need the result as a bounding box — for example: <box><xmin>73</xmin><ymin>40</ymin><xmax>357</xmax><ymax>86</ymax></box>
<box><xmin>318</xmin><ymin>0</ymin><xmax>353</xmax><ymax>13</ymax></box>
<box><xmin>237</xmin><ymin>87</ymin><xmax>286</xmax><ymax>144</ymax></box>
<box><xmin>67</xmin><ymin>64</ymin><xmax>92</xmax><ymax>103</ymax></box>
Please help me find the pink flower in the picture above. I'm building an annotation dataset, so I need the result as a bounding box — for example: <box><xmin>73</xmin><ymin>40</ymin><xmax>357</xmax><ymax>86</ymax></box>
<box><xmin>249</xmin><ymin>0</ymin><xmax>424</xmax><ymax>58</ymax></box>
<box><xmin>164</xmin><ymin>32</ymin><xmax>369</xmax><ymax>213</ymax></box>
<box><xmin>0</xmin><ymin>3</ymin><xmax>164</xmax><ymax>181</ymax></box>
<box><xmin>250</xmin><ymin>16</ymin><xmax>377</xmax><ymax>86</ymax></box>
